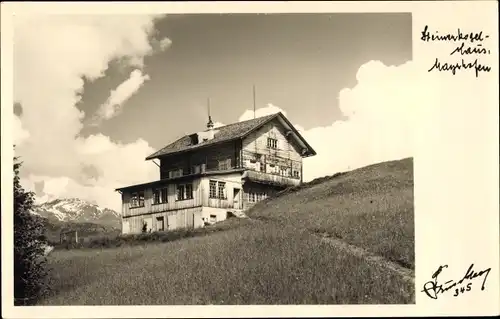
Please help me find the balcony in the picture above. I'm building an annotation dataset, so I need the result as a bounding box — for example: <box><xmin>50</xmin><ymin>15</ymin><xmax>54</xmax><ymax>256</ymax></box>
<box><xmin>161</xmin><ymin>161</ymin><xmax>244</xmax><ymax>179</ymax></box>
<box><xmin>242</xmin><ymin>170</ymin><xmax>301</xmax><ymax>187</ymax></box>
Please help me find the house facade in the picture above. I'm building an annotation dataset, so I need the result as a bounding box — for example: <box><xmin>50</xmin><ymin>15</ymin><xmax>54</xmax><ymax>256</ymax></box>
<box><xmin>115</xmin><ymin>112</ymin><xmax>316</xmax><ymax>235</ymax></box>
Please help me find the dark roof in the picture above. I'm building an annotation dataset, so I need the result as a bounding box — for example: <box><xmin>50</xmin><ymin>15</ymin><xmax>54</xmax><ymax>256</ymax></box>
<box><xmin>115</xmin><ymin>168</ymin><xmax>245</xmax><ymax>192</ymax></box>
<box><xmin>145</xmin><ymin>113</ymin><xmax>276</xmax><ymax>160</ymax></box>
<box><xmin>145</xmin><ymin>112</ymin><xmax>316</xmax><ymax>160</ymax></box>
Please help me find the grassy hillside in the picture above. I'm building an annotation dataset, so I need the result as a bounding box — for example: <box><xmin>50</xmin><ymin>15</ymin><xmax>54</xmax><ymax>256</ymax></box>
<box><xmin>39</xmin><ymin>158</ymin><xmax>414</xmax><ymax>305</ymax></box>
<box><xmin>248</xmin><ymin>157</ymin><xmax>414</xmax><ymax>268</ymax></box>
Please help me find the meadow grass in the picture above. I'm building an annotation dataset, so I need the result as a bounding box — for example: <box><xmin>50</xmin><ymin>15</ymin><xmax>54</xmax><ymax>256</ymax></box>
<box><xmin>41</xmin><ymin>223</ymin><xmax>413</xmax><ymax>305</ymax></box>
<box><xmin>247</xmin><ymin>158</ymin><xmax>414</xmax><ymax>268</ymax></box>
<box><xmin>40</xmin><ymin>158</ymin><xmax>414</xmax><ymax>305</ymax></box>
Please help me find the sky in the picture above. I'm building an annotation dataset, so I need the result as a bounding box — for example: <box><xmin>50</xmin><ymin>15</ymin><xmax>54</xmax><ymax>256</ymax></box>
<box><xmin>13</xmin><ymin>13</ymin><xmax>413</xmax><ymax>211</ymax></box>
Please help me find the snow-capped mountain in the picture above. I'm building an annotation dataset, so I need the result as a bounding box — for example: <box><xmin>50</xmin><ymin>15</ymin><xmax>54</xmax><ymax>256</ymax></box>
<box><xmin>33</xmin><ymin>198</ymin><xmax>121</xmax><ymax>229</ymax></box>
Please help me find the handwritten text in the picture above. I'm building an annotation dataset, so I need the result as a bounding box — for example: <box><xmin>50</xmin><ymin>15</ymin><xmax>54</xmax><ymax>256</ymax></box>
<box><xmin>420</xmin><ymin>25</ymin><xmax>492</xmax><ymax>78</ymax></box>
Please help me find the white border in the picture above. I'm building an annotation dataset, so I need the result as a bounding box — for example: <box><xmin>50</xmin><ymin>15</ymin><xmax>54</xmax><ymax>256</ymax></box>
<box><xmin>2</xmin><ymin>1</ymin><xmax>499</xmax><ymax>318</ymax></box>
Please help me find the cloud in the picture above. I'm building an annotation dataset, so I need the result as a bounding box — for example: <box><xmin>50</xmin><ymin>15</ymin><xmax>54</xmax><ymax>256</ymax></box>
<box><xmin>13</xmin><ymin>115</ymin><xmax>30</xmax><ymax>146</ymax></box>
<box><xmin>238</xmin><ymin>103</ymin><xmax>284</xmax><ymax>122</ymax></box>
<box><xmin>238</xmin><ymin>61</ymin><xmax>420</xmax><ymax>182</ymax></box>
<box><xmin>157</xmin><ymin>38</ymin><xmax>173</xmax><ymax>51</ymax></box>
<box><xmin>22</xmin><ymin>134</ymin><xmax>156</xmax><ymax>210</ymax></box>
<box><xmin>301</xmin><ymin>60</ymin><xmax>418</xmax><ymax>181</ymax></box>
<box><xmin>13</xmin><ymin>14</ymin><xmax>169</xmax><ymax>211</ymax></box>
<box><xmin>93</xmin><ymin>69</ymin><xmax>151</xmax><ymax>123</ymax></box>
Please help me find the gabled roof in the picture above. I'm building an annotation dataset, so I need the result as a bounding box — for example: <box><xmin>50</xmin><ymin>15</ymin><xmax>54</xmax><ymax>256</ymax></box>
<box><xmin>145</xmin><ymin>112</ymin><xmax>316</xmax><ymax>160</ymax></box>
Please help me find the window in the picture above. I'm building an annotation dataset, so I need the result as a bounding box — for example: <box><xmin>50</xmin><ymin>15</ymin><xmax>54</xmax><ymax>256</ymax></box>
<box><xmin>209</xmin><ymin>180</ymin><xmax>227</xmax><ymax>199</ymax></box>
<box><xmin>161</xmin><ymin>188</ymin><xmax>168</xmax><ymax>203</ymax></box>
<box><xmin>209</xmin><ymin>214</ymin><xmax>217</xmax><ymax>223</ymax></box>
<box><xmin>249</xmin><ymin>191</ymin><xmax>267</xmax><ymax>203</ymax></box>
<box><xmin>156</xmin><ymin>216</ymin><xmax>165</xmax><ymax>231</ymax></box>
<box><xmin>293</xmin><ymin>170</ymin><xmax>300</xmax><ymax>178</ymax></box>
<box><xmin>176</xmin><ymin>185</ymin><xmax>184</xmax><ymax>201</ymax></box>
<box><xmin>192</xmin><ymin>164</ymin><xmax>201</xmax><ymax>174</ymax></box>
<box><xmin>168</xmin><ymin>169</ymin><xmax>183</xmax><ymax>179</ymax></box>
<box><xmin>209</xmin><ymin>180</ymin><xmax>217</xmax><ymax>198</ymax></box>
<box><xmin>267</xmin><ymin>163</ymin><xmax>278</xmax><ymax>174</ymax></box>
<box><xmin>280</xmin><ymin>166</ymin><xmax>288</xmax><ymax>176</ymax></box>
<box><xmin>153</xmin><ymin>189</ymin><xmax>160</xmax><ymax>204</ymax></box>
<box><xmin>130</xmin><ymin>191</ymin><xmax>145</xmax><ymax>208</ymax></box>
<box><xmin>218</xmin><ymin>158</ymin><xmax>231</xmax><ymax>170</ymax></box>
<box><xmin>267</xmin><ymin>137</ymin><xmax>278</xmax><ymax>149</ymax></box>
<box><xmin>186</xmin><ymin>184</ymin><xmax>193</xmax><ymax>199</ymax></box>
<box><xmin>217</xmin><ymin>182</ymin><xmax>227</xmax><ymax>199</ymax></box>
<box><xmin>152</xmin><ymin>187</ymin><xmax>168</xmax><ymax>205</ymax></box>
<box><xmin>176</xmin><ymin>183</ymin><xmax>193</xmax><ymax>201</ymax></box>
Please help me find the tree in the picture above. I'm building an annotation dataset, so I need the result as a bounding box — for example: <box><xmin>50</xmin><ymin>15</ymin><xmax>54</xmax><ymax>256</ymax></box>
<box><xmin>13</xmin><ymin>156</ymin><xmax>49</xmax><ymax>305</ymax></box>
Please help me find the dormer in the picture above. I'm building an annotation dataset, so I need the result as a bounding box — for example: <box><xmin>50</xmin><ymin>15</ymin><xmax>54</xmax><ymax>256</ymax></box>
<box><xmin>189</xmin><ymin>133</ymin><xmax>199</xmax><ymax>145</ymax></box>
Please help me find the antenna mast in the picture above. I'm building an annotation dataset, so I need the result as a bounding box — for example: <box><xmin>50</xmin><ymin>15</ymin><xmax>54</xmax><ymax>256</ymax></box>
<box><xmin>207</xmin><ymin>98</ymin><xmax>211</xmax><ymax>119</ymax></box>
<box><xmin>206</xmin><ymin>97</ymin><xmax>214</xmax><ymax>129</ymax></box>
<box><xmin>253</xmin><ymin>84</ymin><xmax>256</xmax><ymax>119</ymax></box>
<box><xmin>252</xmin><ymin>85</ymin><xmax>258</xmax><ymax>161</ymax></box>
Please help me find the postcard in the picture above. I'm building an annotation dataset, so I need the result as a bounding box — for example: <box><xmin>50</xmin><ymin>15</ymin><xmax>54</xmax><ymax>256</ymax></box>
<box><xmin>1</xmin><ymin>1</ymin><xmax>498</xmax><ymax>318</ymax></box>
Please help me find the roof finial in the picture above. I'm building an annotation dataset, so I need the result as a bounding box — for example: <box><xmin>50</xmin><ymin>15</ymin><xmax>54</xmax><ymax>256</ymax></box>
<box><xmin>207</xmin><ymin>98</ymin><xmax>214</xmax><ymax>129</ymax></box>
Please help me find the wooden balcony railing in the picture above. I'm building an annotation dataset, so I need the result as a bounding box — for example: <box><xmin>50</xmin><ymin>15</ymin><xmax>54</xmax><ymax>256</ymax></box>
<box><xmin>243</xmin><ymin>170</ymin><xmax>301</xmax><ymax>187</ymax></box>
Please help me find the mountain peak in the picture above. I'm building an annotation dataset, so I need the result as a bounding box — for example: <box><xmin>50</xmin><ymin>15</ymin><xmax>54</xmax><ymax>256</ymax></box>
<box><xmin>45</xmin><ymin>197</ymin><xmax>94</xmax><ymax>206</ymax></box>
<box><xmin>34</xmin><ymin>197</ymin><xmax>121</xmax><ymax>228</ymax></box>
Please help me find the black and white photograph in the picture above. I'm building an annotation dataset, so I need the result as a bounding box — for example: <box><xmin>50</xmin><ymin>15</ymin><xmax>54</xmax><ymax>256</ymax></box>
<box><xmin>2</xmin><ymin>1</ymin><xmax>498</xmax><ymax>318</ymax></box>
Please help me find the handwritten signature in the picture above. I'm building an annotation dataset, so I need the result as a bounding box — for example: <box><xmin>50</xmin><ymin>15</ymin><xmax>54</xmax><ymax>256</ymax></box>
<box><xmin>421</xmin><ymin>264</ymin><xmax>491</xmax><ymax>299</ymax></box>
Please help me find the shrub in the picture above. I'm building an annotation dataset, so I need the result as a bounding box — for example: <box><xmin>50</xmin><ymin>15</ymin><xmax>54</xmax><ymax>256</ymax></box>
<box><xmin>13</xmin><ymin>156</ymin><xmax>50</xmax><ymax>305</ymax></box>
